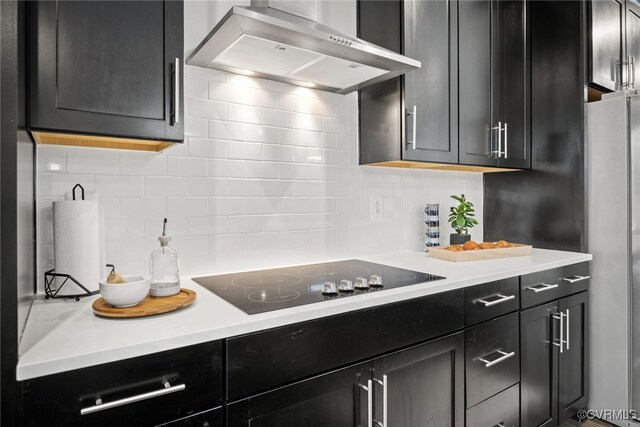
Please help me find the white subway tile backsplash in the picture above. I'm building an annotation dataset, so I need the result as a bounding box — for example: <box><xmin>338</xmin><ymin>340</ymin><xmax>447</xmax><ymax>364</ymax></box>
<box><xmin>263</xmin><ymin>109</ymin><xmax>293</xmax><ymax>128</ymax></box>
<box><xmin>189</xmin><ymin>177</ymin><xmax>227</xmax><ymax>196</ymax></box>
<box><xmin>167</xmin><ymin>157</ymin><xmax>208</xmax><ymax>177</ymax></box>
<box><xmin>187</xmin><ymin>97</ymin><xmax>227</xmax><ymax>120</ymax></box>
<box><xmin>120</xmin><ymin>152</ymin><xmax>166</xmax><ymax>176</ymax></box>
<box><xmin>189</xmin><ymin>138</ymin><xmax>227</xmax><ymax>159</ymax></box>
<box><xmin>34</xmin><ymin>64</ymin><xmax>484</xmax><ymax>282</ymax></box>
<box><xmin>167</xmin><ymin>197</ymin><xmax>208</xmax><ymax>218</ymax></box>
<box><xmin>227</xmin><ymin>104</ymin><xmax>262</xmax><ymax>124</ymax></box>
<box><xmin>145</xmin><ymin>177</ymin><xmax>189</xmax><ymax>197</ymax></box>
<box><xmin>67</xmin><ymin>148</ymin><xmax>120</xmax><ymax>174</ymax></box>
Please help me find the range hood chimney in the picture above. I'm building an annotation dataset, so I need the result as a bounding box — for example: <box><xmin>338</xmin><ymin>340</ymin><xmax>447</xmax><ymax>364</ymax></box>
<box><xmin>186</xmin><ymin>0</ymin><xmax>421</xmax><ymax>95</ymax></box>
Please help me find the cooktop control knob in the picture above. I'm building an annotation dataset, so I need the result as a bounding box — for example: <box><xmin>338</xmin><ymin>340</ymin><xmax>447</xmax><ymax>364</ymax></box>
<box><xmin>338</xmin><ymin>279</ymin><xmax>354</xmax><ymax>292</ymax></box>
<box><xmin>322</xmin><ymin>281</ymin><xmax>338</xmax><ymax>295</ymax></box>
<box><xmin>354</xmin><ymin>277</ymin><xmax>370</xmax><ymax>289</ymax></box>
<box><xmin>369</xmin><ymin>275</ymin><xmax>383</xmax><ymax>287</ymax></box>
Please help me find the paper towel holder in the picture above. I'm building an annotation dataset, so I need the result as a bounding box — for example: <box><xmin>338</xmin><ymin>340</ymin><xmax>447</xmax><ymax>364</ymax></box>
<box><xmin>44</xmin><ymin>264</ymin><xmax>114</xmax><ymax>301</ymax></box>
<box><xmin>72</xmin><ymin>183</ymin><xmax>85</xmax><ymax>201</ymax></box>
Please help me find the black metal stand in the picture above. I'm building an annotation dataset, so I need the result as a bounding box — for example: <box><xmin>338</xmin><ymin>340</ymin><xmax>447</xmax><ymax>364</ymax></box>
<box><xmin>44</xmin><ymin>264</ymin><xmax>114</xmax><ymax>301</ymax></box>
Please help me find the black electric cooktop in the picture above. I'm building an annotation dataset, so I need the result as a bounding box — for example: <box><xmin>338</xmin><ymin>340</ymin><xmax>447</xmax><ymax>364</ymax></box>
<box><xmin>193</xmin><ymin>260</ymin><xmax>445</xmax><ymax>315</ymax></box>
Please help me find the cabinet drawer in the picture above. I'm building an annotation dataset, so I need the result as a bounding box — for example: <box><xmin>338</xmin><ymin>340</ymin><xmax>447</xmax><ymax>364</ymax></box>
<box><xmin>22</xmin><ymin>341</ymin><xmax>222</xmax><ymax>427</ymax></box>
<box><xmin>157</xmin><ymin>407</ymin><xmax>222</xmax><ymax>426</ymax></box>
<box><xmin>466</xmin><ymin>312</ymin><xmax>520</xmax><ymax>407</ymax></box>
<box><xmin>521</xmin><ymin>262</ymin><xmax>590</xmax><ymax>309</ymax></box>
<box><xmin>465</xmin><ymin>277</ymin><xmax>520</xmax><ymax>326</ymax></box>
<box><xmin>227</xmin><ymin>289</ymin><xmax>463</xmax><ymax>400</ymax></box>
<box><xmin>466</xmin><ymin>383</ymin><xmax>520</xmax><ymax>427</ymax></box>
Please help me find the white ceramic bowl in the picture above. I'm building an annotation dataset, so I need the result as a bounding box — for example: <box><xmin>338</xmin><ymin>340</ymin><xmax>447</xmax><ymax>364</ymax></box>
<box><xmin>99</xmin><ymin>275</ymin><xmax>150</xmax><ymax>308</ymax></box>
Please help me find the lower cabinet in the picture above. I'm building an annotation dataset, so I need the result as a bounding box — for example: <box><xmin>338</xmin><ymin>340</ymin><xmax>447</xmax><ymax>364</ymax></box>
<box><xmin>226</xmin><ymin>362</ymin><xmax>371</xmax><ymax>427</ymax></box>
<box><xmin>227</xmin><ymin>332</ymin><xmax>465</xmax><ymax>427</ymax></box>
<box><xmin>520</xmin><ymin>291</ymin><xmax>588</xmax><ymax>427</ymax></box>
<box><xmin>372</xmin><ymin>332</ymin><xmax>465</xmax><ymax>427</ymax></box>
<box><xmin>466</xmin><ymin>383</ymin><xmax>520</xmax><ymax>427</ymax></box>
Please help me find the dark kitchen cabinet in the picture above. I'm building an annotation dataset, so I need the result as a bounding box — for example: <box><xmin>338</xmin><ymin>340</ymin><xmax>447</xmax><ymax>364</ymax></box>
<box><xmin>28</xmin><ymin>1</ymin><xmax>184</xmax><ymax>147</ymax></box>
<box><xmin>158</xmin><ymin>407</ymin><xmax>223</xmax><ymax>426</ymax></box>
<box><xmin>558</xmin><ymin>291</ymin><xmax>589</xmax><ymax>425</ymax></box>
<box><xmin>459</xmin><ymin>0</ymin><xmax>529</xmax><ymax>168</ymax></box>
<box><xmin>520</xmin><ymin>291</ymin><xmax>589</xmax><ymax>427</ymax></box>
<box><xmin>21</xmin><ymin>341</ymin><xmax>222</xmax><ymax>427</ymax></box>
<box><xmin>227</xmin><ymin>362</ymin><xmax>371</xmax><ymax>427</ymax></box>
<box><xmin>520</xmin><ymin>301</ymin><xmax>559</xmax><ymax>427</ymax></box>
<box><xmin>402</xmin><ymin>0</ymin><xmax>458</xmax><ymax>164</ymax></box>
<box><xmin>358</xmin><ymin>0</ymin><xmax>529</xmax><ymax>170</ymax></box>
<box><xmin>588</xmin><ymin>0</ymin><xmax>625</xmax><ymax>91</ymax></box>
<box><xmin>371</xmin><ymin>332</ymin><xmax>465</xmax><ymax>427</ymax></box>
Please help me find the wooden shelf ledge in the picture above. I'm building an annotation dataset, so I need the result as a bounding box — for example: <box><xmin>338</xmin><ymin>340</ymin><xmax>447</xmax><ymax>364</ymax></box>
<box><xmin>365</xmin><ymin>160</ymin><xmax>522</xmax><ymax>173</ymax></box>
<box><xmin>31</xmin><ymin>131</ymin><xmax>178</xmax><ymax>152</ymax></box>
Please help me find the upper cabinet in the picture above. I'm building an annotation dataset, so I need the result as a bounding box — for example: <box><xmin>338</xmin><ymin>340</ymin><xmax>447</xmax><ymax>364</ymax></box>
<box><xmin>403</xmin><ymin>0</ymin><xmax>458</xmax><ymax>164</ymax></box>
<box><xmin>28</xmin><ymin>1</ymin><xmax>184</xmax><ymax>151</ymax></box>
<box><xmin>459</xmin><ymin>0</ymin><xmax>529</xmax><ymax>169</ymax></box>
<box><xmin>358</xmin><ymin>0</ymin><xmax>530</xmax><ymax>171</ymax></box>
<box><xmin>587</xmin><ymin>0</ymin><xmax>640</xmax><ymax>93</ymax></box>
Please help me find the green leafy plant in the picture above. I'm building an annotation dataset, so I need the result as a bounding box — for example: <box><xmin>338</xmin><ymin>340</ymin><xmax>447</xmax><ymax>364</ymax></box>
<box><xmin>448</xmin><ymin>194</ymin><xmax>478</xmax><ymax>235</ymax></box>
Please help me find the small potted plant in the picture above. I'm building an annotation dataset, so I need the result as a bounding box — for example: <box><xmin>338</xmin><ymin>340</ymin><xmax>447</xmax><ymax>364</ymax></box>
<box><xmin>448</xmin><ymin>194</ymin><xmax>478</xmax><ymax>245</ymax></box>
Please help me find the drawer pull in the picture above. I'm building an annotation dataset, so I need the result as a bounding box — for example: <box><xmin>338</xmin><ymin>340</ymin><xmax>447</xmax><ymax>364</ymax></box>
<box><xmin>476</xmin><ymin>350</ymin><xmax>515</xmax><ymax>368</ymax></box>
<box><xmin>475</xmin><ymin>293</ymin><xmax>515</xmax><ymax>307</ymax></box>
<box><xmin>561</xmin><ymin>275</ymin><xmax>590</xmax><ymax>284</ymax></box>
<box><xmin>80</xmin><ymin>381</ymin><xmax>186</xmax><ymax>415</ymax></box>
<box><xmin>525</xmin><ymin>283</ymin><xmax>558</xmax><ymax>293</ymax></box>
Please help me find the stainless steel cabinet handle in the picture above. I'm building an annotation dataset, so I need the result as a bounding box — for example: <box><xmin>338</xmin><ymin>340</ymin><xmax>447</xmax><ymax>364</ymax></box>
<box><xmin>359</xmin><ymin>380</ymin><xmax>373</xmax><ymax>427</ymax></box>
<box><xmin>632</xmin><ymin>56</ymin><xmax>636</xmax><ymax>89</ymax></box>
<box><xmin>476</xmin><ymin>349</ymin><xmax>515</xmax><ymax>368</ymax></box>
<box><xmin>553</xmin><ymin>311</ymin><xmax>566</xmax><ymax>353</ymax></box>
<box><xmin>565</xmin><ymin>308</ymin><xmax>570</xmax><ymax>350</ymax></box>
<box><xmin>406</xmin><ymin>106</ymin><xmax>417</xmax><ymax>150</ymax></box>
<box><xmin>80</xmin><ymin>381</ymin><xmax>185</xmax><ymax>415</ymax></box>
<box><xmin>374</xmin><ymin>375</ymin><xmax>388</xmax><ymax>427</ymax></box>
<box><xmin>503</xmin><ymin>122</ymin><xmax>508</xmax><ymax>158</ymax></box>
<box><xmin>491</xmin><ymin>122</ymin><xmax>502</xmax><ymax>158</ymax></box>
<box><xmin>172</xmin><ymin>57</ymin><xmax>180</xmax><ymax>125</ymax></box>
<box><xmin>561</xmin><ymin>275</ymin><xmax>590</xmax><ymax>284</ymax></box>
<box><xmin>475</xmin><ymin>293</ymin><xmax>515</xmax><ymax>307</ymax></box>
<box><xmin>525</xmin><ymin>283</ymin><xmax>558</xmax><ymax>293</ymax></box>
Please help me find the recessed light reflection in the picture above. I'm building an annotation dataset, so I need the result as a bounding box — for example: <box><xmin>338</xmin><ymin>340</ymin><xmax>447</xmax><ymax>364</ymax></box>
<box><xmin>237</xmin><ymin>69</ymin><xmax>255</xmax><ymax>76</ymax></box>
<box><xmin>300</xmin><ymin>81</ymin><xmax>316</xmax><ymax>88</ymax></box>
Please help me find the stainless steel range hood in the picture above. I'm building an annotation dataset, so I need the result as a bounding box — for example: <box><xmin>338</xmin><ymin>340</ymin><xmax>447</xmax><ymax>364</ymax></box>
<box><xmin>186</xmin><ymin>1</ymin><xmax>421</xmax><ymax>94</ymax></box>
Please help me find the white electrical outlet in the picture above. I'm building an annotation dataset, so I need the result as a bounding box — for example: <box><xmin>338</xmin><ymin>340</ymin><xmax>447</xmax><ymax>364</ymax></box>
<box><xmin>370</xmin><ymin>195</ymin><xmax>384</xmax><ymax>221</ymax></box>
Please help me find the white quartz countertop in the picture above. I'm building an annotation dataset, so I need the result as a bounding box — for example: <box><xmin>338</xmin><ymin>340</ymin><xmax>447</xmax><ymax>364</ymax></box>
<box><xmin>17</xmin><ymin>248</ymin><xmax>592</xmax><ymax>381</ymax></box>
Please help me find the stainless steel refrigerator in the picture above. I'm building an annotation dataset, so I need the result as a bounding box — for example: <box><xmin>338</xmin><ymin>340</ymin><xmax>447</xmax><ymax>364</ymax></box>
<box><xmin>587</xmin><ymin>90</ymin><xmax>640</xmax><ymax>425</ymax></box>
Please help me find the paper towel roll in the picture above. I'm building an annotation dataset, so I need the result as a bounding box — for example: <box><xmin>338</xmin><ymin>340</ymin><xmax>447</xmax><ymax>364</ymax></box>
<box><xmin>65</xmin><ymin>191</ymin><xmax>108</xmax><ymax>280</ymax></box>
<box><xmin>53</xmin><ymin>199</ymin><xmax>102</xmax><ymax>295</ymax></box>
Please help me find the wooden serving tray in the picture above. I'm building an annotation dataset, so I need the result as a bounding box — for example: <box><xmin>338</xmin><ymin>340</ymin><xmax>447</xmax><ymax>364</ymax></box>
<box><xmin>93</xmin><ymin>288</ymin><xmax>196</xmax><ymax>318</ymax></box>
<box><xmin>429</xmin><ymin>244</ymin><xmax>533</xmax><ymax>262</ymax></box>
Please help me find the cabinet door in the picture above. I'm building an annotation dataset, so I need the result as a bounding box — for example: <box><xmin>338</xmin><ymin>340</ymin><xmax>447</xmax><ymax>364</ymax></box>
<box><xmin>627</xmin><ymin>1</ymin><xmax>640</xmax><ymax>89</ymax></box>
<box><xmin>520</xmin><ymin>301</ymin><xmax>559</xmax><ymax>427</ymax></box>
<box><xmin>495</xmin><ymin>0</ymin><xmax>530</xmax><ymax>169</ymax></box>
<box><xmin>588</xmin><ymin>0</ymin><xmax>625</xmax><ymax>91</ymax></box>
<box><xmin>403</xmin><ymin>0</ymin><xmax>458</xmax><ymax>164</ymax></box>
<box><xmin>29</xmin><ymin>1</ymin><xmax>184</xmax><ymax>141</ymax></box>
<box><xmin>227</xmin><ymin>362</ymin><xmax>371</xmax><ymax>427</ymax></box>
<box><xmin>372</xmin><ymin>332</ymin><xmax>464</xmax><ymax>427</ymax></box>
<box><xmin>558</xmin><ymin>291</ymin><xmax>589</xmax><ymax>424</ymax></box>
<box><xmin>459</xmin><ymin>0</ymin><xmax>498</xmax><ymax>167</ymax></box>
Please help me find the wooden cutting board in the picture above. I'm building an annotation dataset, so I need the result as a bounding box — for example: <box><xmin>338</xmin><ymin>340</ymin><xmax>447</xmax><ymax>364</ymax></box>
<box><xmin>429</xmin><ymin>244</ymin><xmax>533</xmax><ymax>262</ymax></box>
<box><xmin>93</xmin><ymin>288</ymin><xmax>197</xmax><ymax>318</ymax></box>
